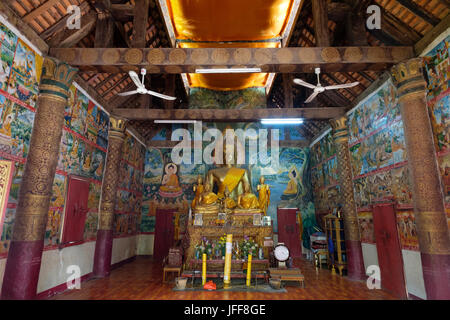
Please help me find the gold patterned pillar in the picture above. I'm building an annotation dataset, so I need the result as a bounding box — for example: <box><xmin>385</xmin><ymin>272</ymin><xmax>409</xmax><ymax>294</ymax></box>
<box><xmin>1</xmin><ymin>57</ymin><xmax>77</xmax><ymax>300</ymax></box>
<box><xmin>330</xmin><ymin>116</ymin><xmax>366</xmax><ymax>280</ymax></box>
<box><xmin>391</xmin><ymin>58</ymin><xmax>450</xmax><ymax>300</ymax></box>
<box><xmin>93</xmin><ymin>116</ymin><xmax>126</xmax><ymax>277</ymax></box>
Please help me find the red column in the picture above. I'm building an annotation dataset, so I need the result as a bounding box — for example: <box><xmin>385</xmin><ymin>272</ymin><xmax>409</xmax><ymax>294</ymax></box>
<box><xmin>93</xmin><ymin>116</ymin><xmax>126</xmax><ymax>277</ymax></box>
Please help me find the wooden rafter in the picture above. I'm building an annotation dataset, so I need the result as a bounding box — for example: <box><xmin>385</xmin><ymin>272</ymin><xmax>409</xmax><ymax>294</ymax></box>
<box><xmin>395</xmin><ymin>0</ymin><xmax>440</xmax><ymax>26</ymax></box>
<box><xmin>22</xmin><ymin>0</ymin><xmax>61</xmax><ymax>23</ymax></box>
<box><xmin>112</xmin><ymin>107</ymin><xmax>347</xmax><ymax>121</ymax></box>
<box><xmin>50</xmin><ymin>46</ymin><xmax>415</xmax><ymax>74</ymax></box>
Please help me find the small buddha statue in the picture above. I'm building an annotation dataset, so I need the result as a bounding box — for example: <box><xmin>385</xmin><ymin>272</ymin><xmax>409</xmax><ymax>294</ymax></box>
<box><xmin>191</xmin><ymin>175</ymin><xmax>204</xmax><ymax>209</ymax></box>
<box><xmin>257</xmin><ymin>176</ymin><xmax>270</xmax><ymax>216</ymax></box>
<box><xmin>223</xmin><ymin>186</ymin><xmax>237</xmax><ymax>210</ymax></box>
<box><xmin>234</xmin><ymin>184</ymin><xmax>260</xmax><ymax>213</ymax></box>
<box><xmin>194</xmin><ymin>183</ymin><xmax>219</xmax><ymax>214</ymax></box>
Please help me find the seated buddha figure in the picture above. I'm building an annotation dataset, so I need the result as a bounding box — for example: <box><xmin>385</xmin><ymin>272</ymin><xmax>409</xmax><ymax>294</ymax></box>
<box><xmin>223</xmin><ymin>187</ymin><xmax>236</xmax><ymax>210</ymax></box>
<box><xmin>282</xmin><ymin>167</ymin><xmax>298</xmax><ymax>199</ymax></box>
<box><xmin>206</xmin><ymin>131</ymin><xmax>251</xmax><ymax>200</ymax></box>
<box><xmin>159</xmin><ymin>163</ymin><xmax>182</xmax><ymax>197</ymax></box>
<box><xmin>194</xmin><ymin>183</ymin><xmax>220</xmax><ymax>214</ymax></box>
<box><xmin>234</xmin><ymin>184</ymin><xmax>261</xmax><ymax>214</ymax></box>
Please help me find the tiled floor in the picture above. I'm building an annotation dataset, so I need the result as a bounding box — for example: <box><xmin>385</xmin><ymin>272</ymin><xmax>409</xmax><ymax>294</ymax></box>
<box><xmin>51</xmin><ymin>256</ymin><xmax>398</xmax><ymax>300</ymax></box>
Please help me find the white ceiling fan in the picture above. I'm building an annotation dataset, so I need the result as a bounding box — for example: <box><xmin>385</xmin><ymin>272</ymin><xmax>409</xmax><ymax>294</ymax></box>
<box><xmin>117</xmin><ymin>68</ymin><xmax>176</xmax><ymax>100</ymax></box>
<box><xmin>293</xmin><ymin>68</ymin><xmax>359</xmax><ymax>103</ymax></box>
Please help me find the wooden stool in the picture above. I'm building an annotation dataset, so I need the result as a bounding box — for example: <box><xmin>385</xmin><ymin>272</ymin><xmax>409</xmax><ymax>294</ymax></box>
<box><xmin>269</xmin><ymin>268</ymin><xmax>305</xmax><ymax>288</ymax></box>
<box><xmin>163</xmin><ymin>266</ymin><xmax>181</xmax><ymax>282</ymax></box>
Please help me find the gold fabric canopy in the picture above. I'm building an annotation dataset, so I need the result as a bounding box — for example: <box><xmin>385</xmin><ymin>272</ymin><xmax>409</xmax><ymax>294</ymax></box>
<box><xmin>166</xmin><ymin>0</ymin><xmax>294</xmax><ymax>90</ymax></box>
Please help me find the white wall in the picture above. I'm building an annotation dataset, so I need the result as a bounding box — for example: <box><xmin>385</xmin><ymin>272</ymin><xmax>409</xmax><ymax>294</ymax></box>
<box><xmin>361</xmin><ymin>242</ymin><xmax>427</xmax><ymax>299</ymax></box>
<box><xmin>137</xmin><ymin>234</ymin><xmax>154</xmax><ymax>255</ymax></box>
<box><xmin>361</xmin><ymin>243</ymin><xmax>379</xmax><ymax>272</ymax></box>
<box><xmin>111</xmin><ymin>235</ymin><xmax>137</xmax><ymax>264</ymax></box>
<box><xmin>37</xmin><ymin>241</ymin><xmax>96</xmax><ymax>293</ymax></box>
<box><xmin>0</xmin><ymin>257</ymin><xmax>6</xmax><ymax>291</ymax></box>
<box><xmin>0</xmin><ymin>235</ymin><xmax>139</xmax><ymax>294</ymax></box>
<box><xmin>402</xmin><ymin>249</ymin><xmax>427</xmax><ymax>300</ymax></box>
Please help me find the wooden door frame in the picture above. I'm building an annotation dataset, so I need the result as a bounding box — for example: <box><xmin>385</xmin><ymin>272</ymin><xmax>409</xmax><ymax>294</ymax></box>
<box><xmin>154</xmin><ymin>208</ymin><xmax>175</xmax><ymax>260</ymax></box>
<box><xmin>59</xmin><ymin>175</ymin><xmax>91</xmax><ymax>247</ymax></box>
<box><xmin>372</xmin><ymin>202</ymin><xmax>407</xmax><ymax>299</ymax></box>
<box><xmin>277</xmin><ymin>207</ymin><xmax>302</xmax><ymax>257</ymax></box>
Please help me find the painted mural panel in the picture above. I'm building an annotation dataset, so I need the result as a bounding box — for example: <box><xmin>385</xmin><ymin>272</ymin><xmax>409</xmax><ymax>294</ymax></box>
<box><xmin>357</xmin><ymin>211</ymin><xmax>375</xmax><ymax>244</ymax></box>
<box><xmin>114</xmin><ymin>132</ymin><xmax>145</xmax><ymax>237</ymax></box>
<box><xmin>423</xmin><ymin>35</ymin><xmax>450</xmax><ymax>209</ymax></box>
<box><xmin>396</xmin><ymin>210</ymin><xmax>419</xmax><ymax>251</ymax></box>
<box><xmin>0</xmin><ymin>22</ymin><xmax>115</xmax><ymax>252</ymax></box>
<box><xmin>189</xmin><ymin>87</ymin><xmax>266</xmax><ymax>109</ymax></box>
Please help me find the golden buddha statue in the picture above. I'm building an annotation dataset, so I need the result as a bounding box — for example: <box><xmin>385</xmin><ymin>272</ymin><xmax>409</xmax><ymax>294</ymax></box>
<box><xmin>191</xmin><ymin>175</ymin><xmax>204</xmax><ymax>209</ymax></box>
<box><xmin>194</xmin><ymin>183</ymin><xmax>219</xmax><ymax>214</ymax></box>
<box><xmin>206</xmin><ymin>134</ymin><xmax>251</xmax><ymax>200</ymax></box>
<box><xmin>223</xmin><ymin>186</ymin><xmax>236</xmax><ymax>210</ymax></box>
<box><xmin>257</xmin><ymin>176</ymin><xmax>270</xmax><ymax>215</ymax></box>
<box><xmin>234</xmin><ymin>184</ymin><xmax>261</xmax><ymax>214</ymax></box>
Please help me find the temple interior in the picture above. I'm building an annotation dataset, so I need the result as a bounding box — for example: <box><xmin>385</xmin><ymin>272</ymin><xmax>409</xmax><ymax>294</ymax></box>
<box><xmin>0</xmin><ymin>0</ymin><xmax>448</xmax><ymax>301</ymax></box>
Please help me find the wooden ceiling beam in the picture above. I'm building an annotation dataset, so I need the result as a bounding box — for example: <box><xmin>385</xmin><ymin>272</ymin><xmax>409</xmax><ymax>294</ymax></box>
<box><xmin>48</xmin><ymin>11</ymin><xmax>97</xmax><ymax>48</ymax></box>
<box><xmin>282</xmin><ymin>74</ymin><xmax>294</xmax><ymax>108</ymax></box>
<box><xmin>112</xmin><ymin>107</ymin><xmax>347</xmax><ymax>121</ymax></box>
<box><xmin>40</xmin><ymin>1</ymin><xmax>91</xmax><ymax>39</ymax></box>
<box><xmin>132</xmin><ymin>0</ymin><xmax>149</xmax><ymax>48</ymax></box>
<box><xmin>395</xmin><ymin>0</ymin><xmax>440</xmax><ymax>26</ymax></box>
<box><xmin>50</xmin><ymin>46</ymin><xmax>415</xmax><ymax>73</ymax></box>
<box><xmin>312</xmin><ymin>0</ymin><xmax>330</xmax><ymax>46</ymax></box>
<box><xmin>21</xmin><ymin>0</ymin><xmax>60</xmax><ymax>23</ymax></box>
<box><xmin>94</xmin><ymin>11</ymin><xmax>115</xmax><ymax>47</ymax></box>
<box><xmin>110</xmin><ymin>4</ymin><xmax>135</xmax><ymax>21</ymax></box>
<box><xmin>415</xmin><ymin>13</ymin><xmax>450</xmax><ymax>55</ymax></box>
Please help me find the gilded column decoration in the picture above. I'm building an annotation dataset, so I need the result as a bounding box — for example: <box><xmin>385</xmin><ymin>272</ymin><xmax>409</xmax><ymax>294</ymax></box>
<box><xmin>1</xmin><ymin>57</ymin><xmax>77</xmax><ymax>300</ymax></box>
<box><xmin>391</xmin><ymin>58</ymin><xmax>450</xmax><ymax>300</ymax></box>
<box><xmin>98</xmin><ymin>116</ymin><xmax>126</xmax><ymax>230</ymax></box>
<box><xmin>93</xmin><ymin>116</ymin><xmax>126</xmax><ymax>277</ymax></box>
<box><xmin>330</xmin><ymin>116</ymin><xmax>365</xmax><ymax>280</ymax></box>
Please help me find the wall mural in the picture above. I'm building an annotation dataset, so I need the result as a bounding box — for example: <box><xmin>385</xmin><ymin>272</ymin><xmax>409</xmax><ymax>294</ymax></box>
<box><xmin>310</xmin><ymin>79</ymin><xmax>419</xmax><ymax>250</ymax></box>
<box><xmin>189</xmin><ymin>87</ymin><xmax>266</xmax><ymax>109</ymax></box>
<box><xmin>424</xmin><ymin>35</ymin><xmax>450</xmax><ymax>212</ymax></box>
<box><xmin>0</xmin><ymin>21</ymin><xmax>124</xmax><ymax>255</ymax></box>
<box><xmin>114</xmin><ymin>132</ymin><xmax>145</xmax><ymax>237</ymax></box>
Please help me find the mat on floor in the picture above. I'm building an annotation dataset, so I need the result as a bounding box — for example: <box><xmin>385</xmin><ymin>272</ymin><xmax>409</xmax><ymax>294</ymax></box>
<box><xmin>172</xmin><ymin>284</ymin><xmax>287</xmax><ymax>293</ymax></box>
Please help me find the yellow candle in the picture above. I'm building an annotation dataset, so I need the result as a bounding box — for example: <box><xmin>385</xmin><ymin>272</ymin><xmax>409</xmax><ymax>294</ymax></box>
<box><xmin>202</xmin><ymin>253</ymin><xmax>207</xmax><ymax>285</ymax></box>
<box><xmin>223</xmin><ymin>234</ymin><xmax>233</xmax><ymax>289</ymax></box>
<box><xmin>246</xmin><ymin>254</ymin><xmax>252</xmax><ymax>287</ymax></box>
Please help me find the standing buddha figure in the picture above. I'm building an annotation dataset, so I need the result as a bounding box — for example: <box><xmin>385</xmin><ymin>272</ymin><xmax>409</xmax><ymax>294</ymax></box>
<box><xmin>191</xmin><ymin>175</ymin><xmax>204</xmax><ymax>209</ymax></box>
<box><xmin>257</xmin><ymin>176</ymin><xmax>271</xmax><ymax>215</ymax></box>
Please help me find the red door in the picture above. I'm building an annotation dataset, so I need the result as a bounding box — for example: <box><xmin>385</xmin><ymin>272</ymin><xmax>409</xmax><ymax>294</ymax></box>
<box><xmin>154</xmin><ymin>209</ymin><xmax>175</xmax><ymax>261</ymax></box>
<box><xmin>277</xmin><ymin>208</ymin><xmax>302</xmax><ymax>257</ymax></box>
<box><xmin>373</xmin><ymin>204</ymin><xmax>407</xmax><ymax>299</ymax></box>
<box><xmin>61</xmin><ymin>176</ymin><xmax>90</xmax><ymax>245</ymax></box>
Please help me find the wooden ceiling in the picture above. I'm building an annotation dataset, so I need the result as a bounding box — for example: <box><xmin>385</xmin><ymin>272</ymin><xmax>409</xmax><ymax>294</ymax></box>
<box><xmin>3</xmin><ymin>0</ymin><xmax>450</xmax><ymax>143</ymax></box>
